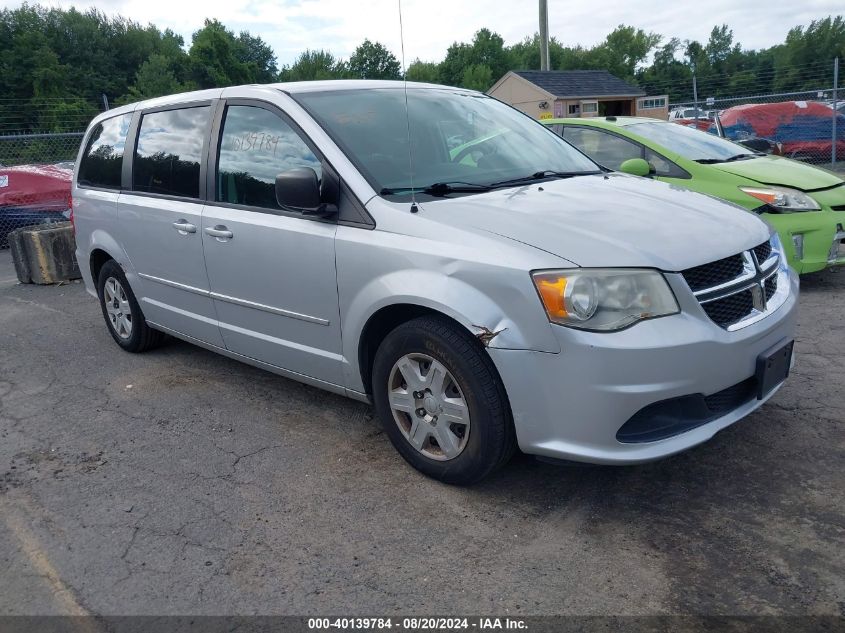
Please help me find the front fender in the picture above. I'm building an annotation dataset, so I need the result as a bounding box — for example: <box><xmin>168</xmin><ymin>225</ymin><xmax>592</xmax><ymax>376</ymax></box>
<box><xmin>340</xmin><ymin>268</ymin><xmax>561</xmax><ymax>393</ymax></box>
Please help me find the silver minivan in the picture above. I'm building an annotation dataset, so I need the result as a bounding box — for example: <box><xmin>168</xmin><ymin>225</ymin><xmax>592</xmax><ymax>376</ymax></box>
<box><xmin>73</xmin><ymin>81</ymin><xmax>798</xmax><ymax>484</ymax></box>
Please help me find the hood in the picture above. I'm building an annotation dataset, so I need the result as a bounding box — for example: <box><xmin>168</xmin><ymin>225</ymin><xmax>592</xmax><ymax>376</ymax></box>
<box><xmin>710</xmin><ymin>155</ymin><xmax>843</xmax><ymax>191</ymax></box>
<box><xmin>420</xmin><ymin>174</ymin><xmax>770</xmax><ymax>271</ymax></box>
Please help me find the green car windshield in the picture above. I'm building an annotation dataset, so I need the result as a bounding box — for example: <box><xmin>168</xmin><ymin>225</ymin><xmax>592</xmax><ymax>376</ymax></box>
<box><xmin>293</xmin><ymin>87</ymin><xmax>599</xmax><ymax>195</ymax></box>
<box><xmin>628</xmin><ymin>121</ymin><xmax>757</xmax><ymax>162</ymax></box>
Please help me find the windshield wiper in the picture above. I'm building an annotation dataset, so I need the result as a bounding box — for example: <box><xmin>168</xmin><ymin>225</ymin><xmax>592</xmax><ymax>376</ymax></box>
<box><xmin>380</xmin><ymin>181</ymin><xmax>493</xmax><ymax>197</ymax></box>
<box><xmin>694</xmin><ymin>153</ymin><xmax>762</xmax><ymax>164</ymax></box>
<box><xmin>379</xmin><ymin>171</ymin><xmax>600</xmax><ymax>197</ymax></box>
<box><xmin>488</xmin><ymin>170</ymin><xmax>601</xmax><ymax>188</ymax></box>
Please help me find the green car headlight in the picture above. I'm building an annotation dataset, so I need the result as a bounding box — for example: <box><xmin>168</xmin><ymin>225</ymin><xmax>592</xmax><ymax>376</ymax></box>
<box><xmin>740</xmin><ymin>186</ymin><xmax>820</xmax><ymax>212</ymax></box>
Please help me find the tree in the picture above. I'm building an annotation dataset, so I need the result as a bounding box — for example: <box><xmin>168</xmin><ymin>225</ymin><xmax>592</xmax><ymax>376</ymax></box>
<box><xmin>188</xmin><ymin>19</ymin><xmax>252</xmax><ymax>88</ymax></box>
<box><xmin>592</xmin><ymin>25</ymin><xmax>661</xmax><ymax>80</ymax></box>
<box><xmin>441</xmin><ymin>28</ymin><xmax>509</xmax><ymax>87</ymax></box>
<box><xmin>123</xmin><ymin>53</ymin><xmax>195</xmax><ymax>102</ymax></box>
<box><xmin>774</xmin><ymin>17</ymin><xmax>845</xmax><ymax>90</ymax></box>
<box><xmin>1</xmin><ymin>3</ymin><xmax>844</xmax><ymax>140</ymax></box>
<box><xmin>636</xmin><ymin>37</ymin><xmax>691</xmax><ymax>101</ymax></box>
<box><xmin>460</xmin><ymin>64</ymin><xmax>493</xmax><ymax>91</ymax></box>
<box><xmin>236</xmin><ymin>31</ymin><xmax>278</xmax><ymax>83</ymax></box>
<box><xmin>507</xmin><ymin>35</ymin><xmax>573</xmax><ymax>71</ymax></box>
<box><xmin>347</xmin><ymin>39</ymin><xmax>401</xmax><ymax>79</ymax></box>
<box><xmin>705</xmin><ymin>25</ymin><xmax>737</xmax><ymax>67</ymax></box>
<box><xmin>278</xmin><ymin>49</ymin><xmax>347</xmax><ymax>81</ymax></box>
<box><xmin>406</xmin><ymin>59</ymin><xmax>440</xmax><ymax>83</ymax></box>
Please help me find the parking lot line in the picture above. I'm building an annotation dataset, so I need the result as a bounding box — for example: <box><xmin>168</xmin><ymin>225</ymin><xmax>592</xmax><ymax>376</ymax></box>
<box><xmin>0</xmin><ymin>496</ymin><xmax>100</xmax><ymax>630</ymax></box>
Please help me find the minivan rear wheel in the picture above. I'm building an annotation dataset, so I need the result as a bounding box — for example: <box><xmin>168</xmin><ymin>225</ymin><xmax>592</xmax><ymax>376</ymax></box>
<box><xmin>97</xmin><ymin>260</ymin><xmax>164</xmax><ymax>353</ymax></box>
<box><xmin>372</xmin><ymin>315</ymin><xmax>516</xmax><ymax>485</ymax></box>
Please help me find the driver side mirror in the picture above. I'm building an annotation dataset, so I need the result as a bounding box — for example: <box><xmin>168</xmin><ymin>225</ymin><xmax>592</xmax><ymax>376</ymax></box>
<box><xmin>275</xmin><ymin>167</ymin><xmax>338</xmax><ymax>216</ymax></box>
<box><xmin>619</xmin><ymin>158</ymin><xmax>653</xmax><ymax>177</ymax></box>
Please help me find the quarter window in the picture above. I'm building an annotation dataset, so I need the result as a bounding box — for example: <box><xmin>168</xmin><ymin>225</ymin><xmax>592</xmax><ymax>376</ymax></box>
<box><xmin>216</xmin><ymin>105</ymin><xmax>321</xmax><ymax>211</ymax></box>
<box><xmin>77</xmin><ymin>114</ymin><xmax>132</xmax><ymax>189</ymax></box>
<box><xmin>133</xmin><ymin>106</ymin><xmax>211</xmax><ymax>199</ymax></box>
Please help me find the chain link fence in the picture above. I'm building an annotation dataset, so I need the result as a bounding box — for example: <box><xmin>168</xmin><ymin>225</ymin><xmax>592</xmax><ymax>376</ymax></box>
<box><xmin>0</xmin><ymin>133</ymin><xmax>82</xmax><ymax>248</ymax></box>
<box><xmin>0</xmin><ymin>98</ymin><xmax>96</xmax><ymax>248</ymax></box>
<box><xmin>667</xmin><ymin>59</ymin><xmax>843</xmax><ymax>172</ymax></box>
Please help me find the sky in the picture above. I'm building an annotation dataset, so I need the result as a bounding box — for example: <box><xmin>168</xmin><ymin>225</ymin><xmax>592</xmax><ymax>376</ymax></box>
<box><xmin>4</xmin><ymin>0</ymin><xmax>842</xmax><ymax>67</ymax></box>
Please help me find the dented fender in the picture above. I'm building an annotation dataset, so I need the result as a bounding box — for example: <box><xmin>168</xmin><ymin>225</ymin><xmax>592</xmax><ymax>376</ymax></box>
<box><xmin>338</xmin><ymin>267</ymin><xmax>562</xmax><ymax>393</ymax></box>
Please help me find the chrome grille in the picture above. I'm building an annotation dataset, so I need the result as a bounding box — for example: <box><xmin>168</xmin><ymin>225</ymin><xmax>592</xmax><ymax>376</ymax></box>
<box><xmin>752</xmin><ymin>240</ymin><xmax>772</xmax><ymax>265</ymax></box>
<box><xmin>765</xmin><ymin>275</ymin><xmax>777</xmax><ymax>301</ymax></box>
<box><xmin>702</xmin><ymin>289</ymin><xmax>755</xmax><ymax>328</ymax></box>
<box><xmin>682</xmin><ymin>238</ymin><xmax>786</xmax><ymax>331</ymax></box>
<box><xmin>681</xmin><ymin>254</ymin><xmax>744</xmax><ymax>292</ymax></box>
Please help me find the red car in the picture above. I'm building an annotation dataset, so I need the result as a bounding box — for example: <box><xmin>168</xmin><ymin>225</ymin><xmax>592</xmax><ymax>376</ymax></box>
<box><xmin>0</xmin><ymin>163</ymin><xmax>72</xmax><ymax>246</ymax></box>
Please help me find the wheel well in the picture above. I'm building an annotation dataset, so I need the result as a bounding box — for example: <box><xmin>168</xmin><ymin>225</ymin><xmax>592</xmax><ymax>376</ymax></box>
<box><xmin>358</xmin><ymin>304</ymin><xmax>482</xmax><ymax>396</ymax></box>
<box><xmin>89</xmin><ymin>249</ymin><xmax>113</xmax><ymax>285</ymax></box>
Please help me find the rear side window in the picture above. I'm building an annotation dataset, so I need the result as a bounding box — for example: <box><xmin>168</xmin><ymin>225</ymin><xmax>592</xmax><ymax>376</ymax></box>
<box><xmin>216</xmin><ymin>105</ymin><xmax>321</xmax><ymax>210</ymax></box>
<box><xmin>77</xmin><ymin>113</ymin><xmax>132</xmax><ymax>189</ymax></box>
<box><xmin>133</xmin><ymin>106</ymin><xmax>211</xmax><ymax>199</ymax></box>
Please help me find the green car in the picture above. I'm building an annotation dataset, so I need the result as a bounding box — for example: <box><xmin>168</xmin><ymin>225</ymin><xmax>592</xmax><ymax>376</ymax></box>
<box><xmin>542</xmin><ymin>117</ymin><xmax>845</xmax><ymax>274</ymax></box>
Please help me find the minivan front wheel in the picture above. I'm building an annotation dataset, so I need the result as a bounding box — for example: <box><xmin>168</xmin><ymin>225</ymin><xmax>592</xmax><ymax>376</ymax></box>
<box><xmin>97</xmin><ymin>260</ymin><xmax>164</xmax><ymax>353</ymax></box>
<box><xmin>372</xmin><ymin>316</ymin><xmax>516</xmax><ymax>484</ymax></box>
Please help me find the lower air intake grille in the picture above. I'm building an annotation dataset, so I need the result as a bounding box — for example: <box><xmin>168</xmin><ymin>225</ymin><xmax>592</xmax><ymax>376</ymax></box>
<box><xmin>617</xmin><ymin>376</ymin><xmax>758</xmax><ymax>443</ymax></box>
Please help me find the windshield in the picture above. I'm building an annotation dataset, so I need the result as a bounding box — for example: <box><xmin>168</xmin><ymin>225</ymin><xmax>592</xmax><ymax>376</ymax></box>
<box><xmin>293</xmin><ymin>88</ymin><xmax>599</xmax><ymax>195</ymax></box>
<box><xmin>628</xmin><ymin>121</ymin><xmax>758</xmax><ymax>162</ymax></box>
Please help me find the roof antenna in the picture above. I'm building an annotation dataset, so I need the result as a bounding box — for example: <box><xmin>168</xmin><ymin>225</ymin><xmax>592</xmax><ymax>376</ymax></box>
<box><xmin>398</xmin><ymin>0</ymin><xmax>418</xmax><ymax>213</ymax></box>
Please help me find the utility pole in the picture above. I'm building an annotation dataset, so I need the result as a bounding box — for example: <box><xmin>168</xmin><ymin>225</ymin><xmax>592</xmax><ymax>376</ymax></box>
<box><xmin>833</xmin><ymin>57</ymin><xmax>839</xmax><ymax>166</ymax></box>
<box><xmin>692</xmin><ymin>72</ymin><xmax>699</xmax><ymax>120</ymax></box>
<box><xmin>539</xmin><ymin>0</ymin><xmax>550</xmax><ymax>71</ymax></box>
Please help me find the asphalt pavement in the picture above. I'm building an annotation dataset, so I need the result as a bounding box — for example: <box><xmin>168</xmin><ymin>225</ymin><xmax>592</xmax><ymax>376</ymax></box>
<box><xmin>1</xmin><ymin>249</ymin><xmax>843</xmax><ymax>616</ymax></box>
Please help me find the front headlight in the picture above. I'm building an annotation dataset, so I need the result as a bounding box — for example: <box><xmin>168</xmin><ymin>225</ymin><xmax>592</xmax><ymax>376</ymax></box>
<box><xmin>532</xmin><ymin>269</ymin><xmax>680</xmax><ymax>332</ymax></box>
<box><xmin>739</xmin><ymin>186</ymin><xmax>820</xmax><ymax>212</ymax></box>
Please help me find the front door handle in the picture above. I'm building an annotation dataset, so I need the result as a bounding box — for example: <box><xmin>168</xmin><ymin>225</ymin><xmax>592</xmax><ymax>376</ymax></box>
<box><xmin>204</xmin><ymin>225</ymin><xmax>233</xmax><ymax>240</ymax></box>
<box><xmin>172</xmin><ymin>220</ymin><xmax>197</xmax><ymax>234</ymax></box>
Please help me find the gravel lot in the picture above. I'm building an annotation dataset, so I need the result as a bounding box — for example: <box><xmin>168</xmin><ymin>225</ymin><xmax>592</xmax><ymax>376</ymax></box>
<box><xmin>0</xmin><ymin>248</ymin><xmax>843</xmax><ymax>617</ymax></box>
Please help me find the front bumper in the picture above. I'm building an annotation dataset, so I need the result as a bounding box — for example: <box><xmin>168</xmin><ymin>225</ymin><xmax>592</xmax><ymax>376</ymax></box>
<box><xmin>828</xmin><ymin>225</ymin><xmax>845</xmax><ymax>265</ymax></box>
<box><xmin>489</xmin><ymin>267</ymin><xmax>799</xmax><ymax>464</ymax></box>
<box><xmin>772</xmin><ymin>183</ymin><xmax>845</xmax><ymax>273</ymax></box>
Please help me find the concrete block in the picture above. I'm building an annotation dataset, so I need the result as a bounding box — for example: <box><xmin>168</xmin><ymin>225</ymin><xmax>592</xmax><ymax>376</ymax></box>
<box><xmin>9</xmin><ymin>221</ymin><xmax>80</xmax><ymax>284</ymax></box>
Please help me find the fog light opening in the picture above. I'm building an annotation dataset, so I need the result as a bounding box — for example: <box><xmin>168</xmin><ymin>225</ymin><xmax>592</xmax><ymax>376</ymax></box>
<box><xmin>791</xmin><ymin>234</ymin><xmax>804</xmax><ymax>261</ymax></box>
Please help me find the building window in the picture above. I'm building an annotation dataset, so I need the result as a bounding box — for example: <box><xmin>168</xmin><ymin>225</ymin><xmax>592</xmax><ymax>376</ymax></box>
<box><xmin>567</xmin><ymin>104</ymin><xmax>581</xmax><ymax>115</ymax></box>
<box><xmin>581</xmin><ymin>102</ymin><xmax>598</xmax><ymax>114</ymax></box>
<box><xmin>638</xmin><ymin>98</ymin><xmax>667</xmax><ymax>110</ymax></box>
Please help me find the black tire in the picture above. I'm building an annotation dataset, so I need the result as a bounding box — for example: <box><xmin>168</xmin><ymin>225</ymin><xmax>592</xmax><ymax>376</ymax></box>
<box><xmin>97</xmin><ymin>259</ymin><xmax>164</xmax><ymax>353</ymax></box>
<box><xmin>372</xmin><ymin>315</ymin><xmax>516</xmax><ymax>485</ymax></box>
